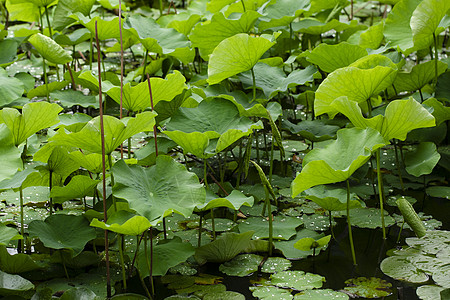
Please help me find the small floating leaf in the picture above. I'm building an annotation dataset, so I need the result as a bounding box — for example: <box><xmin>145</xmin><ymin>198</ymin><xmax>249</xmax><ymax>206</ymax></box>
<box><xmin>344</xmin><ymin>277</ymin><xmax>392</xmax><ymax>298</ymax></box>
<box><xmin>219</xmin><ymin>253</ymin><xmax>262</xmax><ymax>276</ymax></box>
<box><xmin>270</xmin><ymin>271</ymin><xmax>325</xmax><ymax>290</ymax></box>
<box><xmin>250</xmin><ymin>286</ymin><xmax>293</xmax><ymax>300</ymax></box>
<box><xmin>294</xmin><ymin>289</ymin><xmax>349</xmax><ymax>299</ymax></box>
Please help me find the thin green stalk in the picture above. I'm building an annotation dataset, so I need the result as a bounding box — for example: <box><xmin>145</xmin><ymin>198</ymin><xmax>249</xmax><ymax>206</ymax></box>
<box><xmin>108</xmin><ymin>154</ymin><xmax>117</xmax><ymax>212</ymax></box>
<box><xmin>240</xmin><ymin>0</ymin><xmax>246</xmax><ymax>11</ymax></box>
<box><xmin>118</xmin><ymin>234</ymin><xmax>127</xmax><ymax>291</ymax></box>
<box><xmin>269</xmin><ymin>137</ymin><xmax>274</xmax><ymax>183</ymax></box>
<box><xmin>19</xmin><ymin>186</ymin><xmax>24</xmax><ymax>253</ymax></box>
<box><xmin>265</xmin><ymin>187</ymin><xmax>273</xmax><ymax>256</ymax></box>
<box><xmin>44</xmin><ymin>6</ymin><xmax>52</xmax><ymax>37</ymax></box>
<box><xmin>141</xmin><ymin>50</ymin><xmax>149</xmax><ymax>82</ymax></box>
<box><xmin>419</xmin><ymin>88</ymin><xmax>424</xmax><ymax>102</ymax></box>
<box><xmin>346</xmin><ymin>180</ymin><xmax>357</xmax><ymax>266</ymax></box>
<box><xmin>433</xmin><ymin>33</ymin><xmax>439</xmax><ymax>85</ymax></box>
<box><xmin>251</xmin><ymin>67</ymin><xmax>256</xmax><ymax>101</ymax></box>
<box><xmin>203</xmin><ymin>159</ymin><xmax>208</xmax><ymax>188</ymax></box>
<box><xmin>119</xmin><ymin>0</ymin><xmax>125</xmax><ymax>159</ymax></box>
<box><xmin>211</xmin><ymin>208</ymin><xmax>216</xmax><ymax>240</ymax></box>
<box><xmin>60</xmin><ymin>251</ymin><xmax>70</xmax><ymax>279</ymax></box>
<box><xmin>393</xmin><ymin>139</ymin><xmax>404</xmax><ymax>192</ymax></box>
<box><xmin>376</xmin><ymin>149</ymin><xmax>386</xmax><ymax>240</ymax></box>
<box><xmin>197</xmin><ymin>213</ymin><xmax>203</xmax><ymax>248</ymax></box>
<box><xmin>49</xmin><ymin>170</ymin><xmax>53</xmax><ymax>215</ymax></box>
<box><xmin>127</xmin><ymin>137</ymin><xmax>132</xmax><ymax>159</ymax></box>
<box><xmin>329</xmin><ymin>211</ymin><xmax>335</xmax><ymax>240</ymax></box>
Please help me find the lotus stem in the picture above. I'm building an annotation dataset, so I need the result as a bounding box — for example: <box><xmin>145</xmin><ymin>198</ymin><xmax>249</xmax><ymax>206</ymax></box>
<box><xmin>433</xmin><ymin>33</ymin><xmax>439</xmax><ymax>85</ymax></box>
<box><xmin>119</xmin><ymin>0</ymin><xmax>124</xmax><ymax>159</ymax></box>
<box><xmin>329</xmin><ymin>211</ymin><xmax>335</xmax><ymax>240</ymax></box>
<box><xmin>376</xmin><ymin>149</ymin><xmax>386</xmax><ymax>240</ymax></box>
<box><xmin>95</xmin><ymin>20</ymin><xmax>111</xmax><ymax>298</ymax></box>
<box><xmin>265</xmin><ymin>187</ymin><xmax>273</xmax><ymax>256</ymax></box>
<box><xmin>143</xmin><ymin>230</ymin><xmax>154</xmax><ymax>296</ymax></box>
<box><xmin>60</xmin><ymin>251</ymin><xmax>69</xmax><ymax>279</ymax></box>
<box><xmin>211</xmin><ymin>208</ymin><xmax>216</xmax><ymax>240</ymax></box>
<box><xmin>141</xmin><ymin>50</ymin><xmax>149</xmax><ymax>82</ymax></box>
<box><xmin>108</xmin><ymin>154</ymin><xmax>117</xmax><ymax>212</ymax></box>
<box><xmin>49</xmin><ymin>170</ymin><xmax>53</xmax><ymax>215</ymax></box>
<box><xmin>118</xmin><ymin>234</ymin><xmax>127</xmax><ymax>291</ymax></box>
<box><xmin>203</xmin><ymin>159</ymin><xmax>209</xmax><ymax>188</ymax></box>
<box><xmin>251</xmin><ymin>67</ymin><xmax>256</xmax><ymax>101</ymax></box>
<box><xmin>162</xmin><ymin>218</ymin><xmax>167</xmax><ymax>239</ymax></box>
<box><xmin>198</xmin><ymin>213</ymin><xmax>203</xmax><ymax>247</ymax></box>
<box><xmin>393</xmin><ymin>139</ymin><xmax>404</xmax><ymax>192</ymax></box>
<box><xmin>66</xmin><ymin>63</ymin><xmax>76</xmax><ymax>90</ymax></box>
<box><xmin>269</xmin><ymin>136</ymin><xmax>274</xmax><ymax>183</ymax></box>
<box><xmin>346</xmin><ymin>180</ymin><xmax>357</xmax><ymax>266</ymax></box>
<box><xmin>146</xmin><ymin>73</ymin><xmax>158</xmax><ymax>157</ymax></box>
<box><xmin>19</xmin><ymin>186</ymin><xmax>24</xmax><ymax>253</ymax></box>
<box><xmin>240</xmin><ymin>0</ymin><xmax>246</xmax><ymax>11</ymax></box>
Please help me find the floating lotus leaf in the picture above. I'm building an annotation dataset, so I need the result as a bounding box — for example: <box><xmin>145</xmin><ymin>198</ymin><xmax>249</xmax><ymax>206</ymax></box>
<box><xmin>305</xmin><ymin>185</ymin><xmax>361</xmax><ymax>211</ymax></box>
<box><xmin>111</xmin><ymin>293</ymin><xmax>150</xmax><ymax>300</ymax></box>
<box><xmin>261</xmin><ymin>256</ymin><xmax>291</xmax><ymax>273</ymax></box>
<box><xmin>270</xmin><ymin>270</ymin><xmax>325</xmax><ymax>290</ymax></box>
<box><xmin>344</xmin><ymin>277</ymin><xmax>392</xmax><ymax>298</ymax></box>
<box><xmin>197</xmin><ymin>190</ymin><xmax>254</xmax><ymax>211</ymax></box>
<box><xmin>219</xmin><ymin>253</ymin><xmax>262</xmax><ymax>276</ymax></box>
<box><xmin>195</xmin><ymin>231</ymin><xmax>254</xmax><ymax>264</ymax></box>
<box><xmin>302</xmin><ymin>214</ymin><xmax>333</xmax><ymax>231</ymax></box>
<box><xmin>164</xmin><ymin>98</ymin><xmax>262</xmax><ymax>158</ymax></box>
<box><xmin>137</xmin><ymin>237</ymin><xmax>195</xmax><ymax>277</ymax></box>
<box><xmin>239</xmin><ymin>63</ymin><xmax>316</xmax><ymax>99</ymax></box>
<box><xmin>238</xmin><ymin>216</ymin><xmax>303</xmax><ymax>240</ymax></box>
<box><xmin>112</xmin><ymin>156</ymin><xmax>205</xmax><ymax>223</ymax></box>
<box><xmin>294</xmin><ymin>289</ymin><xmax>349</xmax><ymax>299</ymax></box>
<box><xmin>28</xmin><ymin>33</ymin><xmax>72</xmax><ymax>65</ymax></box>
<box><xmin>176</xmin><ymin>283</ymin><xmax>227</xmax><ymax>298</ymax></box>
<box><xmin>411</xmin><ymin>0</ymin><xmax>450</xmax><ymax>50</ymax></box>
<box><xmin>274</xmin><ymin>229</ymin><xmax>324</xmax><ymax>260</ymax></box>
<box><xmin>291</xmin><ymin>127</ymin><xmax>386</xmax><ymax>196</ymax></box>
<box><xmin>190</xmin><ymin>11</ymin><xmax>261</xmax><ymax>60</ymax></box>
<box><xmin>207</xmin><ymin>33</ymin><xmax>279</xmax><ymax>85</ymax></box>
<box><xmin>0</xmin><ymin>224</ymin><xmax>22</xmax><ymax>246</ymax></box>
<box><xmin>60</xmin><ymin>287</ymin><xmax>100</xmax><ymax>300</ymax></box>
<box><xmin>426</xmin><ymin>186</ymin><xmax>449</xmax><ymax>199</ymax></box>
<box><xmin>0</xmin><ymin>102</ymin><xmax>62</xmax><ymax>146</ymax></box>
<box><xmin>416</xmin><ymin>285</ymin><xmax>446</xmax><ymax>300</ymax></box>
<box><xmin>380</xmin><ymin>256</ymin><xmax>429</xmax><ymax>283</ymax></box>
<box><xmin>203</xmin><ymin>291</ymin><xmax>245</xmax><ymax>300</ymax></box>
<box><xmin>0</xmin><ymin>270</ymin><xmax>34</xmax><ymax>296</ymax></box>
<box><xmin>343</xmin><ymin>208</ymin><xmax>396</xmax><ymax>229</ymax></box>
<box><xmin>250</xmin><ymin>286</ymin><xmax>293</xmax><ymax>300</ymax></box>
<box><xmin>28</xmin><ymin>214</ymin><xmax>96</xmax><ymax>256</ymax></box>
<box><xmin>405</xmin><ymin>142</ymin><xmax>440</xmax><ymax>177</ymax></box>
<box><xmin>0</xmin><ymin>67</ymin><xmax>24</xmax><ymax>106</ymax></box>
<box><xmin>50</xmin><ymin>112</ymin><xmax>156</xmax><ymax>155</ymax></box>
<box><xmin>51</xmin><ymin>90</ymin><xmax>99</xmax><ymax>109</ymax></box>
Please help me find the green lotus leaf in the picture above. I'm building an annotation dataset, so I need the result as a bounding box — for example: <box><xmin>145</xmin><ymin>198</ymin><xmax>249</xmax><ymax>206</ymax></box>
<box><xmin>5</xmin><ymin>0</ymin><xmax>40</xmax><ymax>23</ymax></box>
<box><xmin>257</xmin><ymin>0</ymin><xmax>310</xmax><ymax>31</ymax></box>
<box><xmin>294</xmin><ymin>289</ymin><xmax>349</xmax><ymax>299</ymax></box>
<box><xmin>219</xmin><ymin>253</ymin><xmax>262</xmax><ymax>276</ymax></box>
<box><xmin>106</xmin><ymin>71</ymin><xmax>187</xmax><ymax>112</ymax></box>
<box><xmin>27</xmin><ymin>80</ymin><xmax>69</xmax><ymax>99</ymax></box>
<box><xmin>314</xmin><ymin>64</ymin><xmax>397</xmax><ymax>117</ymax></box>
<box><xmin>197</xmin><ymin>190</ymin><xmax>254</xmax><ymax>211</ymax></box>
<box><xmin>238</xmin><ymin>63</ymin><xmax>316</xmax><ymax>99</ymax></box>
<box><xmin>53</xmin><ymin>0</ymin><xmax>96</xmax><ymax>31</ymax></box>
<box><xmin>238</xmin><ymin>216</ymin><xmax>303</xmax><ymax>240</ymax></box>
<box><xmin>28</xmin><ymin>214</ymin><xmax>96</xmax><ymax>256</ymax></box>
<box><xmin>331</xmin><ymin>96</ymin><xmax>435</xmax><ymax>141</ymax></box>
<box><xmin>426</xmin><ymin>186</ymin><xmax>450</xmax><ymax>199</ymax></box>
<box><xmin>28</xmin><ymin>33</ymin><xmax>72</xmax><ymax>65</ymax></box>
<box><xmin>34</xmin><ymin>145</ymin><xmax>80</xmax><ymax>180</ymax></box>
<box><xmin>0</xmin><ymin>68</ymin><xmax>24</xmax><ymax>106</ymax></box>
<box><xmin>282</xmin><ymin>119</ymin><xmax>339</xmax><ymax>142</ymax></box>
<box><xmin>112</xmin><ymin>156</ymin><xmax>205</xmax><ymax>223</ymax></box>
<box><xmin>384</xmin><ymin>0</ymin><xmax>421</xmax><ymax>55</ymax></box>
<box><xmin>344</xmin><ymin>277</ymin><xmax>392</xmax><ymax>298</ymax></box>
<box><xmin>207</xmin><ymin>33</ymin><xmax>279</xmax><ymax>85</ymax></box>
<box><xmin>190</xmin><ymin>11</ymin><xmax>261</xmax><ymax>60</ymax></box>
<box><xmin>380</xmin><ymin>256</ymin><xmax>429</xmax><ymax>283</ymax></box>
<box><xmin>90</xmin><ymin>210</ymin><xmax>151</xmax><ymax>236</ymax></box>
<box><xmin>393</xmin><ymin>60</ymin><xmax>448</xmax><ymax>93</ymax></box>
<box><xmin>416</xmin><ymin>285</ymin><xmax>446</xmax><ymax>300</ymax></box>
<box><xmin>423</xmin><ymin>98</ymin><xmax>450</xmax><ymax>126</ymax></box>
<box><xmin>135</xmin><ymin>137</ymin><xmax>177</xmax><ymax>166</ymax></box>
<box><xmin>348</xmin><ymin>22</ymin><xmax>384</xmax><ymax>50</ymax></box>
<box><xmin>0</xmin><ymin>223</ymin><xmax>22</xmax><ymax>246</ymax></box>
<box><xmin>138</xmin><ymin>237</ymin><xmax>195</xmax><ymax>277</ymax></box>
<box><xmin>54</xmin><ymin>28</ymin><xmax>91</xmax><ymax>46</ymax></box>
<box><xmin>54</xmin><ymin>113</ymin><xmax>92</xmax><ymax>132</ymax></box>
<box><xmin>292</xmin><ymin>18</ymin><xmax>365</xmax><ymax>35</ymax></box>
<box><xmin>50</xmin><ymin>112</ymin><xmax>156</xmax><ymax>155</ymax></box>
<box><xmin>0</xmin><ymin>270</ymin><xmax>34</xmax><ymax>296</ymax></box>
<box><xmin>26</xmin><ymin>0</ymin><xmax>55</xmax><ymax>7</ymax></box>
<box><xmin>161</xmin><ymin>13</ymin><xmax>201</xmax><ymax>36</ymax></box>
<box><xmin>50</xmin><ymin>175</ymin><xmax>99</xmax><ymax>203</ymax></box>
<box><xmin>250</xmin><ymin>286</ymin><xmax>293</xmax><ymax>300</ymax></box>
<box><xmin>291</xmin><ymin>127</ymin><xmax>386</xmax><ymax>197</ymax></box>
<box><xmin>294</xmin><ymin>235</ymin><xmax>331</xmax><ymax>251</ymax></box>
<box><xmin>270</xmin><ymin>270</ymin><xmax>325</xmax><ymax>290</ymax></box>
<box><xmin>51</xmin><ymin>90</ymin><xmax>99</xmax><ymax>109</ymax></box>
<box><xmin>0</xmin><ymin>246</ymin><xmax>43</xmax><ymax>274</ymax></box>
<box><xmin>0</xmin><ymin>125</ymin><xmax>23</xmax><ymax>182</ymax></box>
<box><xmin>74</xmin><ymin>14</ymin><xmax>125</xmax><ymax>41</ymax></box>
<box><xmin>341</xmin><ymin>207</ymin><xmax>396</xmax><ymax>229</ymax></box>
<box><xmin>69</xmin><ymin>151</ymin><xmax>108</xmax><ymax>174</ymax></box>
<box><xmin>60</xmin><ymin>287</ymin><xmax>100</xmax><ymax>300</ymax></box>
<box><xmin>0</xmin><ymin>39</ymin><xmax>19</xmax><ymax>67</ymax></box>
<box><xmin>164</xmin><ymin>98</ymin><xmax>262</xmax><ymax>158</ymax></box>
<box><xmin>304</xmin><ymin>185</ymin><xmax>361</xmax><ymax>211</ymax></box>
<box><xmin>111</xmin><ymin>293</ymin><xmax>150</xmax><ymax>300</ymax></box>
<box><xmin>436</xmin><ymin>71</ymin><xmax>450</xmax><ymax>100</ymax></box>
<box><xmin>405</xmin><ymin>142</ymin><xmax>440</xmax><ymax>177</ymax></box>
<box><xmin>261</xmin><ymin>256</ymin><xmax>291</xmax><ymax>273</ymax></box>
<box><xmin>304</xmin><ymin>42</ymin><xmax>367</xmax><ymax>73</ymax></box>
<box><xmin>203</xmin><ymin>291</ymin><xmax>245</xmax><ymax>300</ymax></box>
<box><xmin>124</xmin><ymin>14</ymin><xmax>194</xmax><ymax>63</ymax></box>
<box><xmin>411</xmin><ymin>0</ymin><xmax>450</xmax><ymax>50</ymax></box>
<box><xmin>0</xmin><ymin>102</ymin><xmax>62</xmax><ymax>146</ymax></box>
<box><xmin>195</xmin><ymin>231</ymin><xmax>254</xmax><ymax>264</ymax></box>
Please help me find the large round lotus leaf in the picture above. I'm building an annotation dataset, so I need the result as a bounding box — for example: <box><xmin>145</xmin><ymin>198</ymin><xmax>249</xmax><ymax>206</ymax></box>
<box><xmin>0</xmin><ymin>68</ymin><xmax>24</xmax><ymax>106</ymax></box>
<box><xmin>60</xmin><ymin>287</ymin><xmax>100</xmax><ymax>300</ymax></box>
<box><xmin>344</xmin><ymin>208</ymin><xmax>396</xmax><ymax>229</ymax></box>
<box><xmin>433</xmin><ymin>265</ymin><xmax>450</xmax><ymax>288</ymax></box>
<box><xmin>282</xmin><ymin>119</ymin><xmax>339</xmax><ymax>142</ymax></box>
<box><xmin>112</xmin><ymin>156</ymin><xmax>205</xmax><ymax>223</ymax></box>
<box><xmin>239</xmin><ymin>63</ymin><xmax>316</xmax><ymax>99</ymax></box>
<box><xmin>294</xmin><ymin>289</ymin><xmax>349</xmax><ymax>299</ymax></box>
<box><xmin>291</xmin><ymin>127</ymin><xmax>386</xmax><ymax>196</ymax></box>
<box><xmin>28</xmin><ymin>214</ymin><xmax>96</xmax><ymax>256</ymax></box>
<box><xmin>261</xmin><ymin>256</ymin><xmax>291</xmax><ymax>273</ymax></box>
<box><xmin>292</xmin><ymin>18</ymin><xmax>365</xmax><ymax>35</ymax></box>
<box><xmin>0</xmin><ymin>102</ymin><xmax>62</xmax><ymax>147</ymax></box>
<box><xmin>0</xmin><ymin>223</ymin><xmax>22</xmax><ymax>246</ymax></box>
<box><xmin>393</xmin><ymin>60</ymin><xmax>448</xmax><ymax>93</ymax></box>
<box><xmin>204</xmin><ymin>218</ymin><xmax>236</xmax><ymax>232</ymax></box>
<box><xmin>344</xmin><ymin>277</ymin><xmax>392</xmax><ymax>298</ymax></box>
<box><xmin>27</xmin><ymin>0</ymin><xmax>55</xmax><ymax>6</ymax></box>
<box><xmin>0</xmin><ymin>246</ymin><xmax>43</xmax><ymax>274</ymax></box>
<box><xmin>238</xmin><ymin>216</ymin><xmax>303</xmax><ymax>240</ymax></box>
<box><xmin>195</xmin><ymin>231</ymin><xmax>254</xmax><ymax>264</ymax></box>
<box><xmin>405</xmin><ymin>142</ymin><xmax>440</xmax><ymax>177</ymax></box>
<box><xmin>380</xmin><ymin>256</ymin><xmax>429</xmax><ymax>283</ymax></box>
<box><xmin>270</xmin><ymin>271</ymin><xmax>325</xmax><ymax>290</ymax></box>
<box><xmin>50</xmin><ymin>175</ymin><xmax>99</xmax><ymax>204</ymax></box>
<box><xmin>416</xmin><ymin>285</ymin><xmax>446</xmax><ymax>300</ymax></box>
<box><xmin>190</xmin><ymin>11</ymin><xmax>261</xmax><ymax>60</ymax></box>
<box><xmin>69</xmin><ymin>151</ymin><xmax>106</xmax><ymax>174</ymax></box>
<box><xmin>304</xmin><ymin>42</ymin><xmax>367</xmax><ymax>73</ymax></box>
<box><xmin>28</xmin><ymin>33</ymin><xmax>72</xmax><ymax>65</ymax></box>
<box><xmin>137</xmin><ymin>237</ymin><xmax>195</xmax><ymax>277</ymax></box>
<box><xmin>164</xmin><ymin>98</ymin><xmax>262</xmax><ymax>157</ymax></box>
<box><xmin>250</xmin><ymin>286</ymin><xmax>293</xmax><ymax>300</ymax></box>
<box><xmin>197</xmin><ymin>190</ymin><xmax>254</xmax><ymax>211</ymax></box>
<box><xmin>203</xmin><ymin>291</ymin><xmax>245</xmax><ymax>300</ymax></box>
<box><xmin>50</xmin><ymin>90</ymin><xmax>99</xmax><ymax>109</ymax></box>
<box><xmin>304</xmin><ymin>185</ymin><xmax>361</xmax><ymax>211</ymax></box>
<box><xmin>274</xmin><ymin>229</ymin><xmax>324</xmax><ymax>259</ymax></box>
<box><xmin>90</xmin><ymin>210</ymin><xmax>151</xmax><ymax>236</ymax></box>
<box><xmin>426</xmin><ymin>186</ymin><xmax>450</xmax><ymax>199</ymax></box>
<box><xmin>411</xmin><ymin>0</ymin><xmax>450</xmax><ymax>50</ymax></box>
<box><xmin>207</xmin><ymin>33</ymin><xmax>278</xmax><ymax>85</ymax></box>
<box><xmin>0</xmin><ymin>270</ymin><xmax>34</xmax><ymax>296</ymax></box>
<box><xmin>50</xmin><ymin>112</ymin><xmax>156</xmax><ymax>155</ymax></box>
<box><xmin>302</xmin><ymin>214</ymin><xmax>333</xmax><ymax>231</ymax></box>
<box><xmin>219</xmin><ymin>253</ymin><xmax>262</xmax><ymax>276</ymax></box>
<box><xmin>257</xmin><ymin>0</ymin><xmax>309</xmax><ymax>30</ymax></box>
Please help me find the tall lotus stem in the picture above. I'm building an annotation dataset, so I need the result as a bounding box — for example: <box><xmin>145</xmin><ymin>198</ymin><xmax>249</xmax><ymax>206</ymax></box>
<box><xmin>119</xmin><ymin>0</ymin><xmax>124</xmax><ymax>159</ymax></box>
<box><xmin>251</xmin><ymin>67</ymin><xmax>256</xmax><ymax>101</ymax></box>
<box><xmin>346</xmin><ymin>180</ymin><xmax>357</xmax><ymax>266</ymax></box>
<box><xmin>265</xmin><ymin>186</ymin><xmax>273</xmax><ymax>256</ymax></box>
<box><xmin>433</xmin><ymin>33</ymin><xmax>439</xmax><ymax>85</ymax></box>
<box><xmin>95</xmin><ymin>20</ymin><xmax>111</xmax><ymax>298</ymax></box>
<box><xmin>376</xmin><ymin>149</ymin><xmax>386</xmax><ymax>240</ymax></box>
<box><xmin>19</xmin><ymin>187</ymin><xmax>24</xmax><ymax>253</ymax></box>
<box><xmin>118</xmin><ymin>235</ymin><xmax>127</xmax><ymax>290</ymax></box>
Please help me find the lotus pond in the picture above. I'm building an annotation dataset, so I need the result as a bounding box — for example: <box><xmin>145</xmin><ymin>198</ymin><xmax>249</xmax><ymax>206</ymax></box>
<box><xmin>0</xmin><ymin>0</ymin><xmax>449</xmax><ymax>299</ymax></box>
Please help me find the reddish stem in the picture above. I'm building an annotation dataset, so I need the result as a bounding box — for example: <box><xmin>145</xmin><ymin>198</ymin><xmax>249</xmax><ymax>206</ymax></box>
<box><xmin>146</xmin><ymin>73</ymin><xmax>158</xmax><ymax>157</ymax></box>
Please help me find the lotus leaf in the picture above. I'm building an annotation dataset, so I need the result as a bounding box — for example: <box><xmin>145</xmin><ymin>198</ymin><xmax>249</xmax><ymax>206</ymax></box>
<box><xmin>54</xmin><ymin>113</ymin><xmax>92</xmax><ymax>132</ymax></box>
<box><xmin>261</xmin><ymin>256</ymin><xmax>291</xmax><ymax>273</ymax></box>
<box><xmin>250</xmin><ymin>286</ymin><xmax>293</xmax><ymax>300</ymax></box>
<box><xmin>405</xmin><ymin>142</ymin><xmax>440</xmax><ymax>177</ymax></box>
<box><xmin>304</xmin><ymin>185</ymin><xmax>361</xmax><ymax>211</ymax></box>
<box><xmin>294</xmin><ymin>235</ymin><xmax>331</xmax><ymax>251</ymax></box>
<box><xmin>69</xmin><ymin>151</ymin><xmax>108</xmax><ymax>174</ymax></box>
<box><xmin>0</xmin><ymin>270</ymin><xmax>34</xmax><ymax>296</ymax></box>
<box><xmin>426</xmin><ymin>186</ymin><xmax>449</xmax><ymax>199</ymax></box>
<box><xmin>207</xmin><ymin>33</ymin><xmax>279</xmax><ymax>85</ymax></box>
<box><xmin>282</xmin><ymin>119</ymin><xmax>339</xmax><ymax>142</ymax></box>
<box><xmin>51</xmin><ymin>90</ymin><xmax>99</xmax><ymax>109</ymax></box>
<box><xmin>50</xmin><ymin>112</ymin><xmax>156</xmax><ymax>155</ymax></box>
<box><xmin>53</xmin><ymin>0</ymin><xmax>96</xmax><ymax>31</ymax></box>
<box><xmin>28</xmin><ymin>214</ymin><xmax>96</xmax><ymax>256</ymax></box>
<box><xmin>271</xmin><ymin>270</ymin><xmax>325</xmax><ymax>290</ymax></box>
<box><xmin>219</xmin><ymin>253</ymin><xmax>262</xmax><ymax>276</ymax></box>
<box><xmin>29</xmin><ymin>33</ymin><xmax>72</xmax><ymax>65</ymax></box>
<box><xmin>91</xmin><ymin>211</ymin><xmax>151</xmax><ymax>236</ymax></box>
<box><xmin>294</xmin><ymin>289</ymin><xmax>349</xmax><ymax>299</ymax></box>
<box><xmin>348</xmin><ymin>22</ymin><xmax>384</xmax><ymax>50</ymax></box>
<box><xmin>0</xmin><ymin>68</ymin><xmax>24</xmax><ymax>106</ymax></box>
<box><xmin>50</xmin><ymin>175</ymin><xmax>99</xmax><ymax>203</ymax></box>
<box><xmin>60</xmin><ymin>287</ymin><xmax>101</xmax><ymax>300</ymax></box>
<box><xmin>257</xmin><ymin>0</ymin><xmax>310</xmax><ymax>31</ymax></box>
<box><xmin>0</xmin><ymin>224</ymin><xmax>22</xmax><ymax>246</ymax></box>
<box><xmin>0</xmin><ymin>246</ymin><xmax>43</xmax><ymax>274</ymax></box>
<box><xmin>394</xmin><ymin>61</ymin><xmax>448</xmax><ymax>93</ymax></box>
<box><xmin>416</xmin><ymin>285</ymin><xmax>446</xmax><ymax>300</ymax></box>
<box><xmin>302</xmin><ymin>214</ymin><xmax>333</xmax><ymax>231</ymax></box>
<box><xmin>381</xmin><ymin>256</ymin><xmax>429</xmax><ymax>283</ymax></box>
<box><xmin>198</xmin><ymin>190</ymin><xmax>254</xmax><ymax>211</ymax></box>
<box><xmin>291</xmin><ymin>127</ymin><xmax>386</xmax><ymax>196</ymax></box>
<box><xmin>238</xmin><ymin>216</ymin><xmax>303</xmax><ymax>240</ymax></box>
<box><xmin>0</xmin><ymin>125</ymin><xmax>23</xmax><ymax>182</ymax></box>
<box><xmin>27</xmin><ymin>80</ymin><xmax>70</xmax><ymax>98</ymax></box>
<box><xmin>112</xmin><ymin>156</ymin><xmax>205</xmax><ymax>223</ymax></box>
<box><xmin>342</xmin><ymin>207</ymin><xmax>396</xmax><ymax>229</ymax></box>
<box><xmin>203</xmin><ymin>291</ymin><xmax>245</xmax><ymax>300</ymax></box>
<box><xmin>344</xmin><ymin>277</ymin><xmax>392</xmax><ymax>298</ymax></box>
<box><xmin>74</xmin><ymin>14</ymin><xmax>125</xmax><ymax>40</ymax></box>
